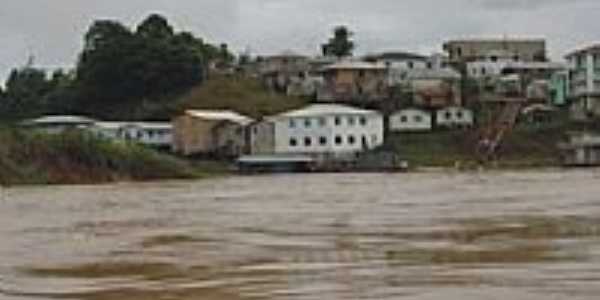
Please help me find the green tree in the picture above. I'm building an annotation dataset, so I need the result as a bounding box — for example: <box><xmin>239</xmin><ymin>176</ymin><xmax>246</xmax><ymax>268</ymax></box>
<box><xmin>322</xmin><ymin>26</ymin><xmax>354</xmax><ymax>58</ymax></box>
<box><xmin>136</xmin><ymin>14</ymin><xmax>174</xmax><ymax>40</ymax></box>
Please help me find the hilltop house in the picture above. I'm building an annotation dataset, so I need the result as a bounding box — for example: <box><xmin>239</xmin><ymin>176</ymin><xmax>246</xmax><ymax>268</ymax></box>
<box><xmin>443</xmin><ymin>38</ymin><xmax>547</xmax><ymax>64</ymax></box>
<box><xmin>565</xmin><ymin>44</ymin><xmax>600</xmax><ymax>120</ymax></box>
<box><xmin>316</xmin><ymin>61</ymin><xmax>388</xmax><ymax>103</ymax></box>
<box><xmin>436</xmin><ymin>106</ymin><xmax>474</xmax><ymax>129</ymax></box>
<box><xmin>406</xmin><ymin>68</ymin><xmax>463</xmax><ymax>108</ymax></box>
<box><xmin>389</xmin><ymin>108</ymin><xmax>432</xmax><ymax>132</ymax></box>
<box><xmin>259</xmin><ymin>51</ymin><xmax>313</xmax><ymax>96</ymax></box>
<box><xmin>250</xmin><ymin>104</ymin><xmax>384</xmax><ymax>157</ymax></box>
<box><xmin>172</xmin><ymin>110</ymin><xmax>253</xmax><ymax>158</ymax></box>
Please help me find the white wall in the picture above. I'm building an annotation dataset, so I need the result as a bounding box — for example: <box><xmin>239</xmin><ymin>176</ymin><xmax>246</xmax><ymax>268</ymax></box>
<box><xmin>436</xmin><ymin>107</ymin><xmax>474</xmax><ymax>128</ymax></box>
<box><xmin>390</xmin><ymin>109</ymin><xmax>432</xmax><ymax>132</ymax></box>
<box><xmin>271</xmin><ymin>113</ymin><xmax>384</xmax><ymax>154</ymax></box>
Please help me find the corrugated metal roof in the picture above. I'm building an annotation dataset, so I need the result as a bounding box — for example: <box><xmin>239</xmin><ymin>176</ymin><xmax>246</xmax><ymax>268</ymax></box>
<box><xmin>184</xmin><ymin>110</ymin><xmax>254</xmax><ymax>125</ymax></box>
<box><xmin>321</xmin><ymin>60</ymin><xmax>387</xmax><ymax>71</ymax></box>
<box><xmin>23</xmin><ymin>115</ymin><xmax>97</xmax><ymax>125</ymax></box>
<box><xmin>274</xmin><ymin>104</ymin><xmax>379</xmax><ymax>118</ymax></box>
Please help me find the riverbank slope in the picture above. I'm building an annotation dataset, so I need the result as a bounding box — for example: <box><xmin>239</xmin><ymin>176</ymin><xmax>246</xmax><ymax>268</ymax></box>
<box><xmin>0</xmin><ymin>128</ymin><xmax>212</xmax><ymax>185</ymax></box>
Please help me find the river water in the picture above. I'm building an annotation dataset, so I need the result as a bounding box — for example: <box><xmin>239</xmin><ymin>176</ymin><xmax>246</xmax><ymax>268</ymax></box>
<box><xmin>1</xmin><ymin>170</ymin><xmax>600</xmax><ymax>300</ymax></box>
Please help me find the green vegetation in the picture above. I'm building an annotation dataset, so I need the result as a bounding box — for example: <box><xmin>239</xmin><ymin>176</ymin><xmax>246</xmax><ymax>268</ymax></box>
<box><xmin>176</xmin><ymin>75</ymin><xmax>308</xmax><ymax>119</ymax></box>
<box><xmin>322</xmin><ymin>25</ymin><xmax>355</xmax><ymax>58</ymax></box>
<box><xmin>388</xmin><ymin>127</ymin><xmax>565</xmax><ymax>169</ymax></box>
<box><xmin>0</xmin><ymin>14</ymin><xmax>234</xmax><ymax>121</ymax></box>
<box><xmin>0</xmin><ymin>128</ymin><xmax>205</xmax><ymax>185</ymax></box>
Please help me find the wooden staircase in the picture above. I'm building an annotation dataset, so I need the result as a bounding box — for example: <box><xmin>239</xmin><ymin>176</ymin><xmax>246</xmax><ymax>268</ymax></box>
<box><xmin>476</xmin><ymin>102</ymin><xmax>523</xmax><ymax>161</ymax></box>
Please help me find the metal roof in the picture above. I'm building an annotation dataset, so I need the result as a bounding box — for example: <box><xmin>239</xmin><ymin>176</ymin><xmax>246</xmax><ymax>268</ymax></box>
<box><xmin>184</xmin><ymin>110</ymin><xmax>254</xmax><ymax>125</ymax></box>
<box><xmin>273</xmin><ymin>104</ymin><xmax>380</xmax><ymax>119</ymax></box>
<box><xmin>22</xmin><ymin>115</ymin><xmax>97</xmax><ymax>126</ymax></box>
<box><xmin>320</xmin><ymin>60</ymin><xmax>387</xmax><ymax>71</ymax></box>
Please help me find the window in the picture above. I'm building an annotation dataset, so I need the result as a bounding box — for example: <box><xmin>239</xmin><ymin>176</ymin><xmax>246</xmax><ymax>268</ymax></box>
<box><xmin>334</xmin><ymin>116</ymin><xmax>342</xmax><ymax>126</ymax></box>
<box><xmin>304</xmin><ymin>137</ymin><xmax>312</xmax><ymax>147</ymax></box>
<box><xmin>414</xmin><ymin>115</ymin><xmax>423</xmax><ymax>123</ymax></box>
<box><xmin>348</xmin><ymin>135</ymin><xmax>356</xmax><ymax>145</ymax></box>
<box><xmin>491</xmin><ymin>56</ymin><xmax>498</xmax><ymax>62</ymax></box>
<box><xmin>400</xmin><ymin>116</ymin><xmax>408</xmax><ymax>123</ymax></box>
<box><xmin>348</xmin><ymin>117</ymin><xmax>356</xmax><ymax>126</ymax></box>
<box><xmin>456</xmin><ymin>111</ymin><xmax>464</xmax><ymax>119</ymax></box>
<box><xmin>481</xmin><ymin>67</ymin><xmax>486</xmax><ymax>76</ymax></box>
<box><xmin>445</xmin><ymin>112</ymin><xmax>452</xmax><ymax>120</ymax></box>
<box><xmin>289</xmin><ymin>138</ymin><xmax>298</xmax><ymax>147</ymax></box>
<box><xmin>513</xmin><ymin>55</ymin><xmax>520</xmax><ymax>62</ymax></box>
<box><xmin>319</xmin><ymin>136</ymin><xmax>328</xmax><ymax>146</ymax></box>
<box><xmin>457</xmin><ymin>47</ymin><xmax>463</xmax><ymax>57</ymax></box>
<box><xmin>426</xmin><ymin>62</ymin><xmax>433</xmax><ymax>69</ymax></box>
<box><xmin>289</xmin><ymin>119</ymin><xmax>296</xmax><ymax>128</ymax></box>
<box><xmin>304</xmin><ymin>118</ymin><xmax>312</xmax><ymax>128</ymax></box>
<box><xmin>371</xmin><ymin>134</ymin><xmax>378</xmax><ymax>144</ymax></box>
<box><xmin>318</xmin><ymin>117</ymin><xmax>327</xmax><ymax>127</ymax></box>
<box><xmin>408</xmin><ymin>61</ymin><xmax>414</xmax><ymax>69</ymax></box>
<box><xmin>359</xmin><ymin>117</ymin><xmax>367</xmax><ymax>126</ymax></box>
<box><xmin>358</xmin><ymin>70</ymin><xmax>366</xmax><ymax>78</ymax></box>
<box><xmin>335</xmin><ymin>135</ymin><xmax>343</xmax><ymax>145</ymax></box>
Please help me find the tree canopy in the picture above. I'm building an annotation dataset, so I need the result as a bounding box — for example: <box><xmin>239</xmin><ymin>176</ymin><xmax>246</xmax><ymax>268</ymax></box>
<box><xmin>0</xmin><ymin>13</ymin><xmax>236</xmax><ymax>121</ymax></box>
<box><xmin>321</xmin><ymin>26</ymin><xmax>354</xmax><ymax>58</ymax></box>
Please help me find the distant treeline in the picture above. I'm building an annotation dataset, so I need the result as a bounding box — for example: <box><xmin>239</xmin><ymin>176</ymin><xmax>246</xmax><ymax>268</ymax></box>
<box><xmin>0</xmin><ymin>14</ymin><xmax>235</xmax><ymax>121</ymax></box>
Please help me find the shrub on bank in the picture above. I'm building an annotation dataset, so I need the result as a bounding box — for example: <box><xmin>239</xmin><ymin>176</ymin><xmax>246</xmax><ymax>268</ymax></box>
<box><xmin>0</xmin><ymin>128</ymin><xmax>200</xmax><ymax>185</ymax></box>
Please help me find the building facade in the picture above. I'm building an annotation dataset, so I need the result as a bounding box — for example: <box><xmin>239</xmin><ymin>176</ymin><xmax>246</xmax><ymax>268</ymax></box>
<box><xmin>436</xmin><ymin>106</ymin><xmax>475</xmax><ymax>128</ymax></box>
<box><xmin>250</xmin><ymin>104</ymin><xmax>384</xmax><ymax>156</ymax></box>
<box><xmin>389</xmin><ymin>109</ymin><xmax>432</xmax><ymax>132</ymax></box>
<box><xmin>316</xmin><ymin>61</ymin><xmax>388</xmax><ymax>103</ymax></box>
<box><xmin>172</xmin><ymin>110</ymin><xmax>253</xmax><ymax>157</ymax></box>
<box><xmin>92</xmin><ymin>122</ymin><xmax>173</xmax><ymax>149</ymax></box>
<box><xmin>565</xmin><ymin>45</ymin><xmax>600</xmax><ymax>120</ymax></box>
<box><xmin>444</xmin><ymin>38</ymin><xmax>547</xmax><ymax>63</ymax></box>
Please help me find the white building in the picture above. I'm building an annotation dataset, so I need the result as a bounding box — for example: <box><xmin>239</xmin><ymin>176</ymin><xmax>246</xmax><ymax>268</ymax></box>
<box><xmin>565</xmin><ymin>44</ymin><xmax>600</xmax><ymax>120</ymax></box>
<box><xmin>436</xmin><ymin>106</ymin><xmax>474</xmax><ymax>128</ymax></box>
<box><xmin>92</xmin><ymin>122</ymin><xmax>173</xmax><ymax>148</ymax></box>
<box><xmin>250</xmin><ymin>104</ymin><xmax>384</xmax><ymax>156</ymax></box>
<box><xmin>389</xmin><ymin>109</ymin><xmax>432</xmax><ymax>132</ymax></box>
<box><xmin>467</xmin><ymin>50</ymin><xmax>565</xmax><ymax>79</ymax></box>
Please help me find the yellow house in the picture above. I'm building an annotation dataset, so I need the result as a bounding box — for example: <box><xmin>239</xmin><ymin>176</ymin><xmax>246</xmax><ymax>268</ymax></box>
<box><xmin>172</xmin><ymin>110</ymin><xmax>253</xmax><ymax>158</ymax></box>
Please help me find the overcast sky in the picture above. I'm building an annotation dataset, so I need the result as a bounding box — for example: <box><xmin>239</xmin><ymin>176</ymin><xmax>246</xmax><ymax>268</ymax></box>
<box><xmin>1</xmin><ymin>0</ymin><xmax>599</xmax><ymax>84</ymax></box>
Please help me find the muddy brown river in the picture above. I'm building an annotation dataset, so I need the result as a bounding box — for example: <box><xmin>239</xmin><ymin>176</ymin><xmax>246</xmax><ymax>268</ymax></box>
<box><xmin>1</xmin><ymin>170</ymin><xmax>600</xmax><ymax>299</ymax></box>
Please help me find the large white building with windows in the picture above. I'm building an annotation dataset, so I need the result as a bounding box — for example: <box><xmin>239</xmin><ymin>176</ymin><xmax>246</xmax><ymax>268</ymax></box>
<box><xmin>250</xmin><ymin>104</ymin><xmax>384</xmax><ymax>156</ymax></box>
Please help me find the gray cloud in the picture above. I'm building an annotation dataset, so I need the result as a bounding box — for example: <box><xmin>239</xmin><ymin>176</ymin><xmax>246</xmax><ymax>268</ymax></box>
<box><xmin>1</xmin><ymin>0</ymin><xmax>600</xmax><ymax>84</ymax></box>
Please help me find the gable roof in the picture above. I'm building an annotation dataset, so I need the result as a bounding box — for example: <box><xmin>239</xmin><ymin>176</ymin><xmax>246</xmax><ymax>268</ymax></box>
<box><xmin>274</xmin><ymin>104</ymin><xmax>379</xmax><ymax>118</ymax></box>
<box><xmin>184</xmin><ymin>110</ymin><xmax>254</xmax><ymax>126</ymax></box>
<box><xmin>320</xmin><ymin>60</ymin><xmax>387</xmax><ymax>71</ymax></box>
<box><xmin>364</xmin><ymin>51</ymin><xmax>427</xmax><ymax>61</ymax></box>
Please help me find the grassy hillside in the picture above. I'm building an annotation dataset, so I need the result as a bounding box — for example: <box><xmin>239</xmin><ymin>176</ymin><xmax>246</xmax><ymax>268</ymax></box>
<box><xmin>176</xmin><ymin>75</ymin><xmax>308</xmax><ymax>119</ymax></box>
<box><xmin>388</xmin><ymin>127</ymin><xmax>565</xmax><ymax>168</ymax></box>
<box><xmin>0</xmin><ymin>128</ymin><xmax>205</xmax><ymax>185</ymax></box>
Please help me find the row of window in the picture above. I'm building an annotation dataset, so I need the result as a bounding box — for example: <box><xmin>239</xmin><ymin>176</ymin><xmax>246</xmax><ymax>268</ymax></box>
<box><xmin>289</xmin><ymin>116</ymin><xmax>369</xmax><ymax>128</ymax></box>
<box><xmin>289</xmin><ymin>134</ymin><xmax>377</xmax><ymax>147</ymax></box>
<box><xmin>398</xmin><ymin>111</ymin><xmax>467</xmax><ymax>123</ymax></box>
